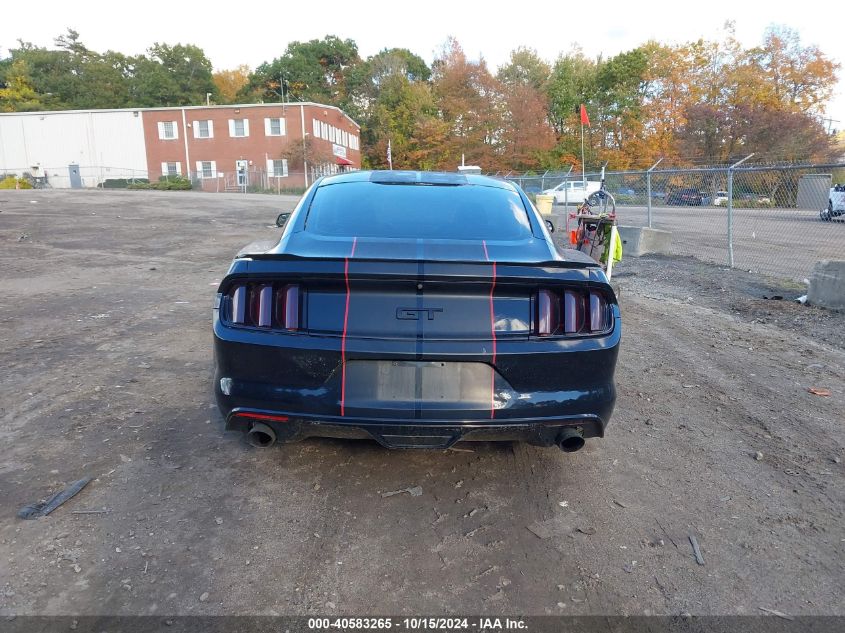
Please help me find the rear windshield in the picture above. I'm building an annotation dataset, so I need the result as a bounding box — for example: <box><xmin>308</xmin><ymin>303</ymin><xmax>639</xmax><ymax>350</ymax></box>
<box><xmin>306</xmin><ymin>182</ymin><xmax>533</xmax><ymax>240</ymax></box>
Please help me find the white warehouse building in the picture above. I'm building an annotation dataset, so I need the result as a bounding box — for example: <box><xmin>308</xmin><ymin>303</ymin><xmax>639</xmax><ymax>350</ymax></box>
<box><xmin>0</xmin><ymin>109</ymin><xmax>148</xmax><ymax>188</ymax></box>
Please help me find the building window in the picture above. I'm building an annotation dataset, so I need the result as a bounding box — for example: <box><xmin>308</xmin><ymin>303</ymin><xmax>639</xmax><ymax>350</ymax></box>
<box><xmin>229</xmin><ymin>118</ymin><xmax>249</xmax><ymax>137</ymax></box>
<box><xmin>194</xmin><ymin>120</ymin><xmax>213</xmax><ymax>139</ymax></box>
<box><xmin>267</xmin><ymin>159</ymin><xmax>288</xmax><ymax>177</ymax></box>
<box><xmin>265</xmin><ymin>118</ymin><xmax>285</xmax><ymax>136</ymax></box>
<box><xmin>158</xmin><ymin>121</ymin><xmax>178</xmax><ymax>140</ymax></box>
<box><xmin>313</xmin><ymin>118</ymin><xmax>320</xmax><ymax>137</ymax></box>
<box><xmin>161</xmin><ymin>162</ymin><xmax>181</xmax><ymax>176</ymax></box>
<box><xmin>196</xmin><ymin>160</ymin><xmax>217</xmax><ymax>178</ymax></box>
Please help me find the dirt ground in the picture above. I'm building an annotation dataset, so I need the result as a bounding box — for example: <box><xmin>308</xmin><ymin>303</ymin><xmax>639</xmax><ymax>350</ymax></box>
<box><xmin>1</xmin><ymin>190</ymin><xmax>843</xmax><ymax>616</ymax></box>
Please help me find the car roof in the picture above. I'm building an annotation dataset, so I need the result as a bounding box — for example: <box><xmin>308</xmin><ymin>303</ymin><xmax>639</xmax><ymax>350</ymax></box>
<box><xmin>318</xmin><ymin>170</ymin><xmax>517</xmax><ymax>191</ymax></box>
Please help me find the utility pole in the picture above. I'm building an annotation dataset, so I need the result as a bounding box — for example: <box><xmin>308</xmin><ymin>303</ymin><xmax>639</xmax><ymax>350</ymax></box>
<box><xmin>821</xmin><ymin>117</ymin><xmax>840</xmax><ymax>135</ymax></box>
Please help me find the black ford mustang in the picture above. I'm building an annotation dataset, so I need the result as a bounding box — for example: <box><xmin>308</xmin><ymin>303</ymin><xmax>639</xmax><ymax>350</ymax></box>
<box><xmin>213</xmin><ymin>171</ymin><xmax>620</xmax><ymax>452</ymax></box>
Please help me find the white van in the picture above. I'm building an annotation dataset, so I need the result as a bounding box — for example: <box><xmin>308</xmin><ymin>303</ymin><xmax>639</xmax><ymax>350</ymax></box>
<box><xmin>542</xmin><ymin>180</ymin><xmax>601</xmax><ymax>204</ymax></box>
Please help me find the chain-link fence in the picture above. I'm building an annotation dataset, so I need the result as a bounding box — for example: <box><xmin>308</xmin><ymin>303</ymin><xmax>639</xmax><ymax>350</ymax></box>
<box><xmin>0</xmin><ymin>165</ymin><xmax>149</xmax><ymax>188</ymax></box>
<box><xmin>498</xmin><ymin>162</ymin><xmax>845</xmax><ymax>283</ymax></box>
<box><xmin>187</xmin><ymin>168</ymin><xmax>307</xmax><ymax>194</ymax></box>
<box><xmin>0</xmin><ymin>164</ymin><xmax>343</xmax><ymax>194</ymax></box>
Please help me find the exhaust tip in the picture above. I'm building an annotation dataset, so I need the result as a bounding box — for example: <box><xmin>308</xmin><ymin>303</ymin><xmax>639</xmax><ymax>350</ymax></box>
<box><xmin>247</xmin><ymin>422</ymin><xmax>276</xmax><ymax>448</ymax></box>
<box><xmin>557</xmin><ymin>428</ymin><xmax>585</xmax><ymax>453</ymax></box>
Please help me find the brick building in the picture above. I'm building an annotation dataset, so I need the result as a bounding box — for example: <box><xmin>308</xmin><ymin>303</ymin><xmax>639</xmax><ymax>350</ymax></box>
<box><xmin>0</xmin><ymin>102</ymin><xmax>360</xmax><ymax>190</ymax></box>
<box><xmin>143</xmin><ymin>102</ymin><xmax>360</xmax><ymax>191</ymax></box>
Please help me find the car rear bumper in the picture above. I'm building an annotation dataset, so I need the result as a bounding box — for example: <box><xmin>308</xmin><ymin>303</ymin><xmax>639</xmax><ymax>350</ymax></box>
<box><xmin>213</xmin><ymin>308</ymin><xmax>620</xmax><ymax>449</ymax></box>
<box><xmin>223</xmin><ymin>407</ymin><xmax>606</xmax><ymax>449</ymax></box>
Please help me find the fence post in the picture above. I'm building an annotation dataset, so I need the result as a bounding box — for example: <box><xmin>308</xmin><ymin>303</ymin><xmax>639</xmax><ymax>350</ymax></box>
<box><xmin>646</xmin><ymin>158</ymin><xmax>663</xmax><ymax>228</ymax></box>
<box><xmin>564</xmin><ymin>166</ymin><xmax>573</xmax><ymax>210</ymax></box>
<box><xmin>727</xmin><ymin>154</ymin><xmax>755</xmax><ymax>268</ymax></box>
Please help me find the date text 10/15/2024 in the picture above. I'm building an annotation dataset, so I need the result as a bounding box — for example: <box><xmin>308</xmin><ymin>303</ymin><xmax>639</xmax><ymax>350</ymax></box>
<box><xmin>307</xmin><ymin>618</ymin><xmax>528</xmax><ymax>631</ymax></box>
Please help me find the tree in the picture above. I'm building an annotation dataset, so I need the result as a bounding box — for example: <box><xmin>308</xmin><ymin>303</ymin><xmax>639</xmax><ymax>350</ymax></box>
<box><xmin>213</xmin><ymin>65</ymin><xmax>250</xmax><ymax>104</ymax></box>
<box><xmin>547</xmin><ymin>50</ymin><xmax>598</xmax><ymax>137</ymax></box>
<box><xmin>591</xmin><ymin>48</ymin><xmax>650</xmax><ymax>167</ymax></box>
<box><xmin>0</xmin><ymin>59</ymin><xmax>42</xmax><ymax>111</ymax></box>
<box><xmin>8</xmin><ymin>30</ymin><xmax>131</xmax><ymax>109</ymax></box>
<box><xmin>430</xmin><ymin>38</ymin><xmax>504</xmax><ymax>169</ymax></box>
<box><xmin>497</xmin><ymin>47</ymin><xmax>550</xmax><ymax>91</ymax></box>
<box><xmin>754</xmin><ymin>26</ymin><xmax>839</xmax><ymax>114</ymax></box>
<box><xmin>244</xmin><ymin>36</ymin><xmax>360</xmax><ymax>107</ymax></box>
<box><xmin>364</xmin><ymin>79</ymin><xmax>438</xmax><ymax>169</ymax></box>
<box><xmin>279</xmin><ymin>135</ymin><xmax>333</xmax><ymax>172</ymax></box>
<box><xmin>499</xmin><ymin>83</ymin><xmax>556</xmax><ymax>169</ymax></box>
<box><xmin>130</xmin><ymin>43</ymin><xmax>216</xmax><ymax>106</ymax></box>
<box><xmin>345</xmin><ymin>48</ymin><xmax>434</xmax><ymax>169</ymax></box>
<box><xmin>346</xmin><ymin>47</ymin><xmax>430</xmax><ymax>117</ymax></box>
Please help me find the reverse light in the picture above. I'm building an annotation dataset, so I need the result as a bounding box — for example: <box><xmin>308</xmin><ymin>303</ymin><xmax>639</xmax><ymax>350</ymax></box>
<box><xmin>537</xmin><ymin>289</ymin><xmax>611</xmax><ymax>336</ymax></box>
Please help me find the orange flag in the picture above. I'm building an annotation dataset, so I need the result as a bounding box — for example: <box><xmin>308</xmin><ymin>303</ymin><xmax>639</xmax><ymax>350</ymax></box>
<box><xmin>580</xmin><ymin>104</ymin><xmax>591</xmax><ymax>127</ymax></box>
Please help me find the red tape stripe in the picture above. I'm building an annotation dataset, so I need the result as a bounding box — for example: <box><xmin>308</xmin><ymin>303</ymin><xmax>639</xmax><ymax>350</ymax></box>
<box><xmin>340</xmin><ymin>237</ymin><xmax>358</xmax><ymax>416</ymax></box>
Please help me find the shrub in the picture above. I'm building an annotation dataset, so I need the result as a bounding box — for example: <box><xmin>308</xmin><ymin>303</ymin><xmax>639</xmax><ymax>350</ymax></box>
<box><xmin>156</xmin><ymin>175</ymin><xmax>193</xmax><ymax>190</ymax></box>
<box><xmin>127</xmin><ymin>176</ymin><xmax>193</xmax><ymax>191</ymax></box>
<box><xmin>0</xmin><ymin>175</ymin><xmax>33</xmax><ymax>189</ymax></box>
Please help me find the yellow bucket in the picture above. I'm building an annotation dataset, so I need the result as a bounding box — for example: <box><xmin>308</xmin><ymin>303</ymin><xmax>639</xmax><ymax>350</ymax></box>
<box><xmin>535</xmin><ymin>194</ymin><xmax>554</xmax><ymax>217</ymax></box>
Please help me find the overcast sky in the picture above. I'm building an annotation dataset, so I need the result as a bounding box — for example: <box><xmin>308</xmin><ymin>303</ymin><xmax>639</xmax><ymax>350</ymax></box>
<box><xmin>3</xmin><ymin>0</ymin><xmax>843</xmax><ymax>129</ymax></box>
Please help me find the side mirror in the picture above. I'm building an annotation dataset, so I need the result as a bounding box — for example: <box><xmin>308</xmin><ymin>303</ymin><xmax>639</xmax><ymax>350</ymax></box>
<box><xmin>545</xmin><ymin>219</ymin><xmax>555</xmax><ymax>233</ymax></box>
<box><xmin>275</xmin><ymin>212</ymin><xmax>290</xmax><ymax>228</ymax></box>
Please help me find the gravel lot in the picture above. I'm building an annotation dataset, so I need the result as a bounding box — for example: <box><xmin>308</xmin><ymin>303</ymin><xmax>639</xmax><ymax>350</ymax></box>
<box><xmin>1</xmin><ymin>190</ymin><xmax>843</xmax><ymax>616</ymax></box>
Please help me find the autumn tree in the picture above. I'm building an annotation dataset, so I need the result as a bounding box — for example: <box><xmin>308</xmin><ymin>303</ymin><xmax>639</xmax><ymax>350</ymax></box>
<box><xmin>279</xmin><ymin>136</ymin><xmax>333</xmax><ymax>172</ymax></box>
<box><xmin>497</xmin><ymin>48</ymin><xmax>555</xmax><ymax>169</ymax></box>
<box><xmin>754</xmin><ymin>26</ymin><xmax>839</xmax><ymax>114</ymax></box>
<box><xmin>213</xmin><ymin>65</ymin><xmax>250</xmax><ymax>104</ymax></box>
<box><xmin>430</xmin><ymin>38</ymin><xmax>504</xmax><ymax>169</ymax></box>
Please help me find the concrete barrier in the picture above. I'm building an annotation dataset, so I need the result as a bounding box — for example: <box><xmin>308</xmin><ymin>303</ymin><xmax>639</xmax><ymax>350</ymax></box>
<box><xmin>808</xmin><ymin>260</ymin><xmax>845</xmax><ymax>311</ymax></box>
<box><xmin>616</xmin><ymin>225</ymin><xmax>672</xmax><ymax>256</ymax></box>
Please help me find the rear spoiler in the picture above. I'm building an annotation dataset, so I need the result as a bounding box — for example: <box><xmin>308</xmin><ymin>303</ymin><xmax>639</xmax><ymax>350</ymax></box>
<box><xmin>236</xmin><ymin>242</ymin><xmax>599</xmax><ymax>270</ymax></box>
<box><xmin>238</xmin><ymin>251</ymin><xmax>600</xmax><ymax>270</ymax></box>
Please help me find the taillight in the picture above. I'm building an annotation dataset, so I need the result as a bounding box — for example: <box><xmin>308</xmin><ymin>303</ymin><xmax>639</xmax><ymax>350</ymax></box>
<box><xmin>563</xmin><ymin>290</ymin><xmax>584</xmax><ymax>334</ymax></box>
<box><xmin>227</xmin><ymin>283</ymin><xmax>300</xmax><ymax>330</ymax></box>
<box><xmin>537</xmin><ymin>289</ymin><xmax>558</xmax><ymax>335</ymax></box>
<box><xmin>537</xmin><ymin>289</ymin><xmax>611</xmax><ymax>336</ymax></box>
<box><xmin>231</xmin><ymin>285</ymin><xmax>247</xmax><ymax>324</ymax></box>
<box><xmin>275</xmin><ymin>284</ymin><xmax>300</xmax><ymax>330</ymax></box>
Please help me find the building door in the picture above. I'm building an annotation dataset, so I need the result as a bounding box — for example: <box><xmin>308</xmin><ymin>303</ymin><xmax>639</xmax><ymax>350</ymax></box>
<box><xmin>236</xmin><ymin>160</ymin><xmax>248</xmax><ymax>187</ymax></box>
<box><xmin>68</xmin><ymin>164</ymin><xmax>82</xmax><ymax>189</ymax></box>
